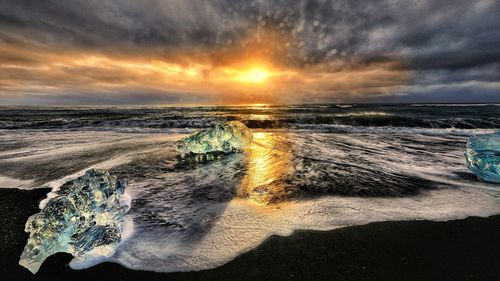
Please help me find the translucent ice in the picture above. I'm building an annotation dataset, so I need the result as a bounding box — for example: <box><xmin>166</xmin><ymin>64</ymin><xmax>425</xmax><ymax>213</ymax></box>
<box><xmin>175</xmin><ymin>121</ymin><xmax>253</xmax><ymax>154</ymax></box>
<box><xmin>465</xmin><ymin>132</ymin><xmax>500</xmax><ymax>183</ymax></box>
<box><xmin>19</xmin><ymin>169</ymin><xmax>129</xmax><ymax>274</ymax></box>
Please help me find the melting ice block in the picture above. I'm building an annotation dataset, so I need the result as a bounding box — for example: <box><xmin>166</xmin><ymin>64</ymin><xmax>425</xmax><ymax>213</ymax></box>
<box><xmin>19</xmin><ymin>169</ymin><xmax>129</xmax><ymax>274</ymax></box>
<box><xmin>175</xmin><ymin>121</ymin><xmax>253</xmax><ymax>154</ymax></box>
<box><xmin>465</xmin><ymin>132</ymin><xmax>500</xmax><ymax>183</ymax></box>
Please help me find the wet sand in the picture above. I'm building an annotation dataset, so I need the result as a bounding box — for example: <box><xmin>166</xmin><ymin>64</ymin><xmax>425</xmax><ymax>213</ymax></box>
<box><xmin>1</xmin><ymin>187</ymin><xmax>499</xmax><ymax>281</ymax></box>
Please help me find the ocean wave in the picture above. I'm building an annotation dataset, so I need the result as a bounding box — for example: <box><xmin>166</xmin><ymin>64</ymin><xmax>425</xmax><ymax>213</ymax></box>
<box><xmin>291</xmin><ymin>126</ymin><xmax>498</xmax><ymax>136</ymax></box>
<box><xmin>1</xmin><ymin>105</ymin><xmax>499</xmax><ymax>131</ymax></box>
<box><xmin>242</xmin><ymin>116</ymin><xmax>500</xmax><ymax>130</ymax></box>
<box><xmin>411</xmin><ymin>103</ymin><xmax>500</xmax><ymax>107</ymax></box>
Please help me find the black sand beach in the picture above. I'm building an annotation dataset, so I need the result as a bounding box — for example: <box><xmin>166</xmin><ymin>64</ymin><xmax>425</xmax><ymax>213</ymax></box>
<box><xmin>1</xmin><ymin>187</ymin><xmax>499</xmax><ymax>281</ymax></box>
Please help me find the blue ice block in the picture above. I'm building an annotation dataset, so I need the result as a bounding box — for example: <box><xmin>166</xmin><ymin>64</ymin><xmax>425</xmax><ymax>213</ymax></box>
<box><xmin>465</xmin><ymin>132</ymin><xmax>500</xmax><ymax>183</ymax></box>
<box><xmin>175</xmin><ymin>121</ymin><xmax>253</xmax><ymax>154</ymax></box>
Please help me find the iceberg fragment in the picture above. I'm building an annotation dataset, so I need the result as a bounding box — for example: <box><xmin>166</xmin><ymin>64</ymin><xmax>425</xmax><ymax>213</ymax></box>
<box><xmin>19</xmin><ymin>169</ymin><xmax>129</xmax><ymax>274</ymax></box>
<box><xmin>465</xmin><ymin>132</ymin><xmax>500</xmax><ymax>183</ymax></box>
<box><xmin>175</xmin><ymin>121</ymin><xmax>253</xmax><ymax>154</ymax></box>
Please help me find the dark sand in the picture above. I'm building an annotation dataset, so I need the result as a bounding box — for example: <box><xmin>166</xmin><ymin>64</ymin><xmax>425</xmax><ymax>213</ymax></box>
<box><xmin>1</xmin><ymin>188</ymin><xmax>499</xmax><ymax>281</ymax></box>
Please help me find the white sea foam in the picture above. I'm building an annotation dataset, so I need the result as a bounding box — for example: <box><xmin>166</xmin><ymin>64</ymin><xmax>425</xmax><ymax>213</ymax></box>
<box><xmin>411</xmin><ymin>103</ymin><xmax>500</xmax><ymax>107</ymax></box>
<box><xmin>110</xmin><ymin>187</ymin><xmax>499</xmax><ymax>272</ymax></box>
<box><xmin>295</xmin><ymin>125</ymin><xmax>497</xmax><ymax>136</ymax></box>
<box><xmin>0</xmin><ymin>175</ymin><xmax>35</xmax><ymax>189</ymax></box>
<box><xmin>334</xmin><ymin>111</ymin><xmax>392</xmax><ymax>117</ymax></box>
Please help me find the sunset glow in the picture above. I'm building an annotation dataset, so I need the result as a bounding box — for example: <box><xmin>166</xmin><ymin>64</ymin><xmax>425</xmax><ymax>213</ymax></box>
<box><xmin>235</xmin><ymin>68</ymin><xmax>271</xmax><ymax>84</ymax></box>
<box><xmin>1</xmin><ymin>0</ymin><xmax>497</xmax><ymax>105</ymax></box>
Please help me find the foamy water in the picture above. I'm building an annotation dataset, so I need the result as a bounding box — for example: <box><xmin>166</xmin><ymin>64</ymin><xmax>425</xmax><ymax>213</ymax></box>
<box><xmin>1</xmin><ymin>105</ymin><xmax>499</xmax><ymax>272</ymax></box>
<box><xmin>109</xmin><ymin>187</ymin><xmax>499</xmax><ymax>272</ymax></box>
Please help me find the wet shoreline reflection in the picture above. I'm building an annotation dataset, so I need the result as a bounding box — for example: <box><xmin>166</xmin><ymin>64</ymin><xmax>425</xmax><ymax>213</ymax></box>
<box><xmin>238</xmin><ymin>132</ymin><xmax>296</xmax><ymax>204</ymax></box>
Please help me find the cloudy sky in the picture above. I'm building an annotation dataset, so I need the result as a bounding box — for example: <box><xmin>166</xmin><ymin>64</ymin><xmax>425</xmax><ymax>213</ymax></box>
<box><xmin>0</xmin><ymin>0</ymin><xmax>499</xmax><ymax>105</ymax></box>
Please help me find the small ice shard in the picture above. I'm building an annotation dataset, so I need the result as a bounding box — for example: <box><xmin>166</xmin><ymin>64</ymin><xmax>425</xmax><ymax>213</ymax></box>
<box><xmin>465</xmin><ymin>132</ymin><xmax>500</xmax><ymax>183</ymax></box>
<box><xmin>175</xmin><ymin>121</ymin><xmax>253</xmax><ymax>154</ymax></box>
<box><xmin>19</xmin><ymin>169</ymin><xmax>129</xmax><ymax>274</ymax></box>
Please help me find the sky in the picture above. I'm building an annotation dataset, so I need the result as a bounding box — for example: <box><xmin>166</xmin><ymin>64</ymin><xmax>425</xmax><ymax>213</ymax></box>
<box><xmin>0</xmin><ymin>0</ymin><xmax>499</xmax><ymax>105</ymax></box>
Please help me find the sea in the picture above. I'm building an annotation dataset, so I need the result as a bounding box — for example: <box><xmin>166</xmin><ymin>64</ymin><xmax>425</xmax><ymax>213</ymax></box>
<box><xmin>1</xmin><ymin>104</ymin><xmax>499</xmax><ymax>272</ymax></box>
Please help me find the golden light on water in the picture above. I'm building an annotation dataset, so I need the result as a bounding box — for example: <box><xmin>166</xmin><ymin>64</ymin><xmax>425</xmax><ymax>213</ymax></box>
<box><xmin>239</xmin><ymin>132</ymin><xmax>294</xmax><ymax>204</ymax></box>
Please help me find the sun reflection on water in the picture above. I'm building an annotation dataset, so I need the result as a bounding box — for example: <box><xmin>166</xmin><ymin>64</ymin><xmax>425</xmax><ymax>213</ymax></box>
<box><xmin>239</xmin><ymin>132</ymin><xmax>295</xmax><ymax>204</ymax></box>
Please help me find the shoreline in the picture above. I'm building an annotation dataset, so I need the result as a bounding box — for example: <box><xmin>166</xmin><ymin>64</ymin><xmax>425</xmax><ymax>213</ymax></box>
<box><xmin>1</xmin><ymin>187</ymin><xmax>499</xmax><ymax>281</ymax></box>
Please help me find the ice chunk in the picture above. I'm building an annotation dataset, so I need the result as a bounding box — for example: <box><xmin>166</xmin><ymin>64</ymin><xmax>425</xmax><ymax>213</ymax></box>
<box><xmin>465</xmin><ymin>132</ymin><xmax>500</xmax><ymax>183</ymax></box>
<box><xmin>175</xmin><ymin>121</ymin><xmax>253</xmax><ymax>154</ymax></box>
<box><xmin>19</xmin><ymin>169</ymin><xmax>129</xmax><ymax>274</ymax></box>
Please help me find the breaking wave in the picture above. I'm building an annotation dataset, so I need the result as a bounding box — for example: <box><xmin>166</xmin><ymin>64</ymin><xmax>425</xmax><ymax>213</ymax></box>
<box><xmin>1</xmin><ymin>104</ymin><xmax>500</xmax><ymax>131</ymax></box>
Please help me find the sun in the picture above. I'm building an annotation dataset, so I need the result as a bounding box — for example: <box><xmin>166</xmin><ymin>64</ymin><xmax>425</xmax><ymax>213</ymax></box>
<box><xmin>236</xmin><ymin>67</ymin><xmax>271</xmax><ymax>84</ymax></box>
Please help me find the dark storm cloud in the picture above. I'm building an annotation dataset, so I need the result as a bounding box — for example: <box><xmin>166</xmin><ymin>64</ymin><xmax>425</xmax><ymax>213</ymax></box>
<box><xmin>0</xmin><ymin>0</ymin><xmax>499</xmax><ymax>103</ymax></box>
<box><xmin>0</xmin><ymin>0</ymin><xmax>253</xmax><ymax>50</ymax></box>
<box><xmin>2</xmin><ymin>0</ymin><xmax>497</xmax><ymax>63</ymax></box>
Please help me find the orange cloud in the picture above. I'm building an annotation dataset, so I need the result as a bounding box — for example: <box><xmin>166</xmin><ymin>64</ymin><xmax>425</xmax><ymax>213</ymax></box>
<box><xmin>0</xmin><ymin>29</ymin><xmax>410</xmax><ymax>104</ymax></box>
